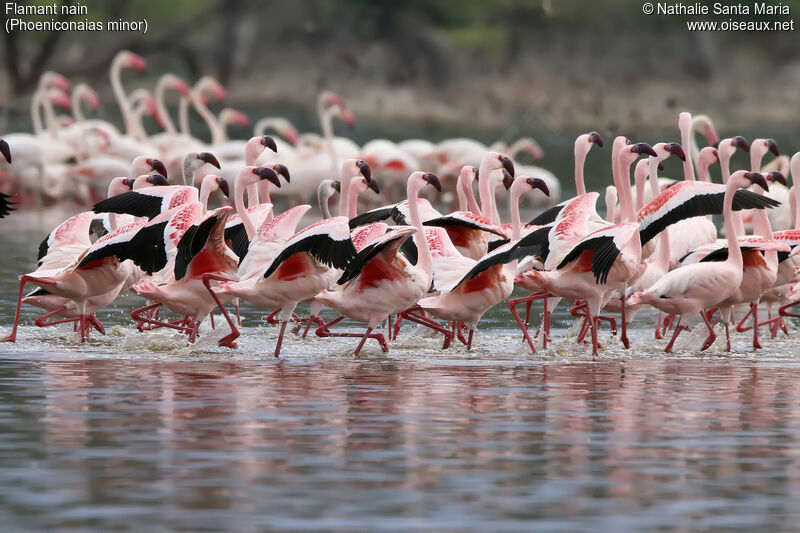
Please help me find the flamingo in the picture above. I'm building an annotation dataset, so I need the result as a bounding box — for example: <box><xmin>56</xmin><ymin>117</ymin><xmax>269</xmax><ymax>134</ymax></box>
<box><xmin>314</xmin><ymin>170</ymin><xmax>442</xmax><ymax>354</ymax></box>
<box><xmin>629</xmin><ymin>171</ymin><xmax>775</xmax><ymax>352</ymax></box>
<box><xmin>204</xmin><ymin>163</ymin><xmax>360</xmax><ymax>354</ymax></box>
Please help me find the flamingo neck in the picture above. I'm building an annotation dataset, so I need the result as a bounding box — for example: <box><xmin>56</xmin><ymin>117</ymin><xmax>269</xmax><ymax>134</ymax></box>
<box><xmin>319</xmin><ymin>105</ymin><xmax>338</xmax><ymax>175</ymax></box>
<box><xmin>200</xmin><ymin>179</ymin><xmax>213</xmax><ymax>216</ymax></box>
<box><xmin>71</xmin><ymin>88</ymin><xmax>86</xmax><ymax>123</ymax></box>
<box><xmin>258</xmin><ymin>180</ymin><xmax>274</xmax><ymax>224</ymax></box>
<box><xmin>697</xmin><ymin>160</ymin><xmax>711</xmax><ymax>182</ymax></box>
<box><xmin>110</xmin><ymin>56</ymin><xmax>135</xmax><ymax>136</ymax></box>
<box><xmin>339</xmin><ymin>170</ymin><xmax>351</xmax><ymax>218</ymax></box>
<box><xmin>477</xmin><ymin>159</ymin><xmax>496</xmax><ymax>221</ymax></box>
<box><xmin>510</xmin><ymin>189</ymin><xmax>523</xmax><ymax>240</ymax></box>
<box><xmin>457</xmin><ymin>172</ymin><xmax>481</xmax><ymax>214</ymax></box>
<box><xmin>723</xmin><ymin>180</ymin><xmax>743</xmax><ymax>268</ymax></box>
<box><xmin>634</xmin><ymin>159</ymin><xmax>648</xmax><ymax>211</ymax></box>
<box><xmin>234</xmin><ymin>177</ymin><xmax>257</xmax><ymax>240</ymax></box>
<box><xmin>720</xmin><ymin>149</ymin><xmax>746</xmax><ymax>236</ymax></box>
<box><xmin>154</xmin><ymin>79</ymin><xmax>178</xmax><ymax>136</ymax></box>
<box><xmin>178</xmin><ymin>96</ymin><xmax>191</xmax><ymax>136</ymax></box>
<box><xmin>30</xmin><ymin>91</ymin><xmax>44</xmax><ymax>136</ymax></box>
<box><xmin>41</xmin><ymin>93</ymin><xmax>60</xmax><ymax>139</ymax></box>
<box><xmin>613</xmin><ymin>151</ymin><xmax>636</xmax><ymax>223</ymax></box>
<box><xmin>193</xmin><ymin>89</ymin><xmax>224</xmax><ymax>145</ymax></box>
<box><xmin>318</xmin><ymin>188</ymin><xmax>333</xmax><ymax>219</ymax></box>
<box><xmin>407</xmin><ymin>181</ymin><xmax>433</xmax><ymax>277</ymax></box>
<box><xmin>681</xmin><ymin>120</ymin><xmax>697</xmax><ymax>182</ymax></box>
<box><xmin>574</xmin><ymin>145</ymin><xmax>588</xmax><ymax>195</ymax></box>
<box><xmin>347</xmin><ymin>182</ymin><xmax>363</xmax><ymax>219</ymax></box>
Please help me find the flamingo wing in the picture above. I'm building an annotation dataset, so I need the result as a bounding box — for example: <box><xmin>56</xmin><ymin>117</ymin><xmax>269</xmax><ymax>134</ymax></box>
<box><xmin>556</xmin><ymin>223</ymin><xmax>639</xmax><ymax>284</ymax></box>
<box><xmin>261</xmin><ymin>216</ymin><xmax>357</xmax><ymax>279</ymax></box>
<box><xmin>348</xmin><ymin>205</ymin><xmax>397</xmax><ymax>229</ymax></box>
<box><xmin>174</xmin><ymin>207</ymin><xmax>235</xmax><ymax>280</ymax></box>
<box><xmin>92</xmin><ymin>186</ymin><xmax>198</xmax><ymax>220</ymax></box>
<box><xmin>423</xmin><ymin>211</ymin><xmax>507</xmax><ymax>237</ymax></box>
<box><xmin>637</xmin><ymin>181</ymin><xmax>780</xmax><ymax>246</ymax></box>
<box><xmin>445</xmin><ymin>241</ymin><xmax>518</xmax><ymax>292</ymax></box>
<box><xmin>337</xmin><ymin>226</ymin><xmax>416</xmax><ymax>285</ymax></box>
<box><xmin>37</xmin><ymin>211</ymin><xmax>95</xmax><ymax>268</ymax></box>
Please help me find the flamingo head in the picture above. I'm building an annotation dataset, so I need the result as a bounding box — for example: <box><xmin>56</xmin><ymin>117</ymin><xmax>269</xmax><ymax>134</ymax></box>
<box><xmin>168</xmin><ymin>75</ymin><xmax>190</xmax><ymax>95</ymax></box>
<box><xmin>731</xmin><ymin>136</ymin><xmax>750</xmax><ymax>152</ymax></box>
<box><xmin>0</xmin><ymin>139</ymin><xmax>10</xmax><ymax>164</ymax></box>
<box><xmin>146</xmin><ymin>158</ymin><xmax>168</xmax><ymax>178</ymax></box>
<box><xmin>48</xmin><ymin>89</ymin><xmax>72</xmax><ymax>111</ymax></box>
<box><xmin>216</xmin><ymin>176</ymin><xmax>231</xmax><ymax>198</ymax></box>
<box><xmin>663</xmin><ymin>142</ymin><xmax>686</xmax><ymax>161</ymax></box>
<box><xmin>121</xmin><ymin>51</ymin><xmax>147</xmax><ymax>72</ymax></box>
<box><xmin>333</xmin><ymin>180</ymin><xmax>341</xmax><ymax>193</ymax></box>
<box><xmin>146</xmin><ymin>173</ymin><xmax>169</xmax><ymax>186</ymax></box>
<box><xmin>82</xmin><ymin>86</ymin><xmax>100</xmax><ymax>110</ymax></box>
<box><xmin>743</xmin><ymin>171</ymin><xmax>769</xmax><ymax>192</ymax></box>
<box><xmin>589</xmin><ymin>131</ymin><xmax>604</xmax><ymax>147</ymax></box>
<box><xmin>206</xmin><ymin>79</ymin><xmax>226</xmax><ymax>102</ymax></box>
<box><xmin>227</xmin><ymin>109</ymin><xmax>249</xmax><ymax>128</ymax></box>
<box><xmin>281</xmin><ymin>122</ymin><xmax>300</xmax><ymax>145</ymax></box>
<box><xmin>271</xmin><ymin>163</ymin><xmax>291</xmax><ymax>183</ymax></box>
<box><xmin>767</xmin><ymin>171</ymin><xmax>787</xmax><ymax>186</ymax></box>
<box><xmin>525</xmin><ymin>177</ymin><xmax>550</xmax><ymax>196</ymax></box>
<box><xmin>423</xmin><ymin>172</ymin><xmax>442</xmax><ymax>192</ymax></box>
<box><xmin>699</xmin><ymin>147</ymin><xmax>719</xmax><ymax>166</ymax></box>
<box><xmin>629</xmin><ymin>142</ymin><xmax>657</xmax><ymax>158</ymax></box>
<box><xmin>356</xmin><ymin>159</ymin><xmax>372</xmax><ymax>182</ymax></box>
<box><xmin>500</xmin><ymin>154</ymin><xmax>515</xmax><ymax>177</ymax></box>
<box><xmin>252</xmin><ymin>166</ymin><xmax>282</xmax><ymax>187</ymax></box>
<box><xmin>765</xmin><ymin>138</ymin><xmax>780</xmax><ymax>156</ymax></box>
<box><xmin>197</xmin><ymin>152</ymin><xmax>221</xmax><ymax>169</ymax></box>
<box><xmin>260</xmin><ymin>135</ymin><xmax>278</xmax><ymax>153</ymax></box>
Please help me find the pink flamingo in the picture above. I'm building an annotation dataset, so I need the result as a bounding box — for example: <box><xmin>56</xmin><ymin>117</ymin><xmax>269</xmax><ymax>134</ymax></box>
<box><xmin>629</xmin><ymin>171</ymin><xmax>775</xmax><ymax>352</ymax></box>
<box><xmin>204</xmin><ymin>163</ymin><xmax>363</xmax><ymax>354</ymax></box>
<box><xmin>313</xmin><ymin>170</ymin><xmax>443</xmax><ymax>354</ymax></box>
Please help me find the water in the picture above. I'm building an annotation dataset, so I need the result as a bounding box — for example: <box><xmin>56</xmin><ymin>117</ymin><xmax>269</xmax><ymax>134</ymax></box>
<box><xmin>4</xmin><ymin>220</ymin><xmax>800</xmax><ymax>530</ymax></box>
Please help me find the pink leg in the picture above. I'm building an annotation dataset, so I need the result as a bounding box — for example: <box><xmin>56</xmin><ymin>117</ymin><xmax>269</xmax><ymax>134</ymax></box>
<box><xmin>655</xmin><ymin>311</ymin><xmax>664</xmax><ymax>340</ymax></box>
<box><xmin>399</xmin><ymin>309</ymin><xmax>452</xmax><ymax>348</ymax></box>
<box><xmin>2</xmin><ymin>275</ymin><xmax>57</xmax><ymax>342</ymax></box>
<box><xmin>132</xmin><ymin>304</ymin><xmax>195</xmax><ymax>335</ymax></box>
<box><xmin>508</xmin><ymin>298</ymin><xmax>537</xmax><ymax>354</ymax></box>
<box><xmin>589</xmin><ymin>314</ymin><xmax>599</xmax><ymax>356</ymax></box>
<box><xmin>664</xmin><ymin>319</ymin><xmax>689</xmax><ymax>353</ymax></box>
<box><xmin>235</xmin><ymin>301</ymin><xmax>242</xmax><ymax>327</ymax></box>
<box><xmin>752</xmin><ymin>302</ymin><xmax>762</xmax><ymax>350</ymax></box>
<box><xmin>202</xmin><ymin>273</ymin><xmax>239</xmax><ymax>348</ymax></box>
<box><xmin>466</xmin><ymin>329</ymin><xmax>474</xmax><ymax>351</ymax></box>
<box><xmin>274</xmin><ymin>321</ymin><xmax>288</xmax><ymax>357</ymax></box>
<box><xmin>316</xmin><ymin>316</ymin><xmax>389</xmax><ymax>353</ymax></box>
<box><xmin>700</xmin><ymin>310</ymin><xmax>717</xmax><ymax>351</ymax></box>
<box><xmin>620</xmin><ymin>296</ymin><xmax>630</xmax><ymax>349</ymax></box>
<box><xmin>387</xmin><ymin>315</ymin><xmax>393</xmax><ymax>341</ymax></box>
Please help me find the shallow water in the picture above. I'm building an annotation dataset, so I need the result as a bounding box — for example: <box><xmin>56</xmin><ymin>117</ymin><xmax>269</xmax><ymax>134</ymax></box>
<box><xmin>3</xmin><ymin>225</ymin><xmax>800</xmax><ymax>530</ymax></box>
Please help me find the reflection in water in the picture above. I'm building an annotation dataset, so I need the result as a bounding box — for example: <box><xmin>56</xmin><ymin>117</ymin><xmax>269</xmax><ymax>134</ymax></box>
<box><xmin>0</xmin><ymin>358</ymin><xmax>799</xmax><ymax>530</ymax></box>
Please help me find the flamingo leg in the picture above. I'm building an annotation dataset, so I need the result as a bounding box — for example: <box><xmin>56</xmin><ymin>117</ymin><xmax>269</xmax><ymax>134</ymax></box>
<box><xmin>779</xmin><ymin>298</ymin><xmax>800</xmax><ymax>319</ymax></box>
<box><xmin>620</xmin><ymin>295</ymin><xmax>630</xmax><ymax>349</ymax></box>
<box><xmin>752</xmin><ymin>302</ymin><xmax>762</xmax><ymax>350</ymax></box>
<box><xmin>655</xmin><ymin>311</ymin><xmax>663</xmax><ymax>340</ymax></box>
<box><xmin>274</xmin><ymin>321</ymin><xmax>288</xmax><ymax>357</ymax></box>
<box><xmin>589</xmin><ymin>314</ymin><xmax>599</xmax><ymax>356</ymax></box>
<box><xmin>201</xmin><ymin>273</ymin><xmax>239</xmax><ymax>348</ymax></box>
<box><xmin>664</xmin><ymin>318</ymin><xmax>689</xmax><ymax>353</ymax></box>
<box><xmin>316</xmin><ymin>316</ymin><xmax>389</xmax><ymax>353</ymax></box>
<box><xmin>399</xmin><ymin>310</ymin><xmax>452</xmax><ymax>348</ymax></box>
<box><xmin>234</xmin><ymin>299</ymin><xmax>242</xmax><ymax>327</ymax></box>
<box><xmin>132</xmin><ymin>304</ymin><xmax>194</xmax><ymax>335</ymax></box>
<box><xmin>387</xmin><ymin>315</ymin><xmax>393</xmax><ymax>342</ymax></box>
<box><xmin>2</xmin><ymin>275</ymin><xmax>57</xmax><ymax>343</ymax></box>
<box><xmin>524</xmin><ymin>300</ymin><xmax>533</xmax><ymax>328</ymax></box>
<box><xmin>700</xmin><ymin>310</ymin><xmax>717</xmax><ymax>351</ymax></box>
<box><xmin>265</xmin><ymin>309</ymin><xmax>281</xmax><ymax>325</ymax></box>
<box><xmin>466</xmin><ymin>329</ymin><xmax>474</xmax><ymax>351</ymax></box>
<box><xmin>508</xmin><ymin>298</ymin><xmax>537</xmax><ymax>354</ymax></box>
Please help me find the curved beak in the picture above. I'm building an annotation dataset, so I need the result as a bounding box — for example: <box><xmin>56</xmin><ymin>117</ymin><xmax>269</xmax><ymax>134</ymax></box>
<box><xmin>217</xmin><ymin>177</ymin><xmax>231</xmax><ymax>198</ymax></box>
<box><xmin>356</xmin><ymin>160</ymin><xmax>371</xmax><ymax>182</ymax></box>
<box><xmin>332</xmin><ymin>180</ymin><xmax>341</xmax><ymax>193</ymax></box>
<box><xmin>367</xmin><ymin>178</ymin><xmax>380</xmax><ymax>194</ymax></box>
<box><xmin>745</xmin><ymin>171</ymin><xmax>769</xmax><ymax>192</ymax></box>
<box><xmin>473</xmin><ymin>166</ymin><xmax>480</xmax><ymax>181</ymax></box>
<box><xmin>502</xmin><ymin>170</ymin><xmax>514</xmax><ymax>190</ymax></box>
<box><xmin>0</xmin><ymin>139</ymin><xmax>10</xmax><ymax>164</ymax></box>
<box><xmin>768</xmin><ymin>171</ymin><xmax>787</xmax><ymax>186</ymax></box>
<box><xmin>526</xmin><ymin>177</ymin><xmax>550</xmax><ymax>196</ymax></box>
<box><xmin>632</xmin><ymin>142</ymin><xmax>657</xmax><ymax>157</ymax></box>
<box><xmin>273</xmin><ymin>164</ymin><xmax>290</xmax><ymax>183</ymax></box>
<box><xmin>123</xmin><ymin>178</ymin><xmax>135</xmax><ymax>189</ymax></box>
<box><xmin>500</xmin><ymin>155</ymin><xmax>515</xmax><ymax>177</ymax></box>
<box><xmin>146</xmin><ymin>158</ymin><xmax>167</xmax><ymax>178</ymax></box>
<box><xmin>766</xmin><ymin>139</ymin><xmax>780</xmax><ymax>156</ymax></box>
<box><xmin>148</xmin><ymin>174</ymin><xmax>169</xmax><ymax>186</ymax></box>
<box><xmin>261</xmin><ymin>135</ymin><xmax>278</xmax><ymax>153</ymax></box>
<box><xmin>658</xmin><ymin>162</ymin><xmax>665</xmax><ymax>171</ymax></box>
<box><xmin>253</xmin><ymin>166</ymin><xmax>281</xmax><ymax>187</ymax></box>
<box><xmin>706</xmin><ymin>124</ymin><xmax>720</xmax><ymax>149</ymax></box>
<box><xmin>589</xmin><ymin>131</ymin><xmax>604</xmax><ymax>147</ymax></box>
<box><xmin>424</xmin><ymin>172</ymin><xmax>442</xmax><ymax>192</ymax></box>
<box><xmin>733</xmin><ymin>136</ymin><xmax>750</xmax><ymax>152</ymax></box>
<box><xmin>198</xmin><ymin>152</ymin><xmax>221</xmax><ymax>169</ymax></box>
<box><xmin>666</xmin><ymin>142</ymin><xmax>686</xmax><ymax>161</ymax></box>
